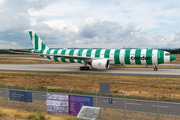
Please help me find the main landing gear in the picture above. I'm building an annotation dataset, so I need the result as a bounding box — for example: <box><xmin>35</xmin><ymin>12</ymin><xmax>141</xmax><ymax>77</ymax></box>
<box><xmin>154</xmin><ymin>65</ymin><xmax>158</xmax><ymax>71</ymax></box>
<box><xmin>79</xmin><ymin>66</ymin><xmax>90</xmax><ymax>70</ymax></box>
<box><xmin>79</xmin><ymin>63</ymin><xmax>90</xmax><ymax>71</ymax></box>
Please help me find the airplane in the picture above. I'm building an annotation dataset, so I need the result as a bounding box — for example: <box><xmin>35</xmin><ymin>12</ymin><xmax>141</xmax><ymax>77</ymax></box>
<box><xmin>12</xmin><ymin>31</ymin><xmax>177</xmax><ymax>71</ymax></box>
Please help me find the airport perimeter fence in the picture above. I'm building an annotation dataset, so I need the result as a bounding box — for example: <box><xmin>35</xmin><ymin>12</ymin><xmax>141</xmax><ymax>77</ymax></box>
<box><xmin>1</xmin><ymin>86</ymin><xmax>180</xmax><ymax>120</ymax></box>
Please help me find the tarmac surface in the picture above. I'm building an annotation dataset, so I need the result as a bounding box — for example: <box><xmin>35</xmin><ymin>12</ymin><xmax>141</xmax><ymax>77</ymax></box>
<box><xmin>0</xmin><ymin>63</ymin><xmax>179</xmax><ymax>77</ymax></box>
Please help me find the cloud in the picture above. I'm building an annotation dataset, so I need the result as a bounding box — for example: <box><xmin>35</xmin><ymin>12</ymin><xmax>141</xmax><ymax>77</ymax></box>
<box><xmin>28</xmin><ymin>17</ymin><xmax>180</xmax><ymax>49</ymax></box>
<box><xmin>0</xmin><ymin>0</ymin><xmax>180</xmax><ymax>49</ymax></box>
<box><xmin>0</xmin><ymin>0</ymin><xmax>60</xmax><ymax>48</ymax></box>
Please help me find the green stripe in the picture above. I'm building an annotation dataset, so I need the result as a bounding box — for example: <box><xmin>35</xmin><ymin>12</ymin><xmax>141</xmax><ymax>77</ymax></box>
<box><xmin>158</xmin><ymin>50</ymin><xmax>164</xmax><ymax>64</ymax></box>
<box><xmin>29</xmin><ymin>31</ymin><xmax>32</xmax><ymax>41</ymax></box>
<box><xmin>146</xmin><ymin>49</ymin><xmax>153</xmax><ymax>65</ymax></box>
<box><xmin>42</xmin><ymin>42</ymin><xmax>46</xmax><ymax>49</ymax></box>
<box><xmin>53</xmin><ymin>49</ymin><xmax>59</xmax><ymax>61</ymax></box>
<box><xmin>35</xmin><ymin>34</ymin><xmax>38</xmax><ymax>50</ymax></box>
<box><xmin>114</xmin><ymin>49</ymin><xmax>120</xmax><ymax>64</ymax></box>
<box><xmin>95</xmin><ymin>49</ymin><xmax>101</xmax><ymax>58</ymax></box>
<box><xmin>69</xmin><ymin>49</ymin><xmax>75</xmax><ymax>63</ymax></box>
<box><xmin>40</xmin><ymin>49</ymin><xmax>44</xmax><ymax>57</ymax></box>
<box><xmin>104</xmin><ymin>49</ymin><xmax>111</xmax><ymax>58</ymax></box>
<box><xmin>125</xmin><ymin>49</ymin><xmax>131</xmax><ymax>64</ymax></box>
<box><xmin>40</xmin><ymin>42</ymin><xmax>46</xmax><ymax>57</ymax></box>
<box><xmin>135</xmin><ymin>49</ymin><xmax>141</xmax><ymax>65</ymax></box>
<box><xmin>77</xmin><ymin>49</ymin><xmax>84</xmax><ymax>63</ymax></box>
<box><xmin>86</xmin><ymin>49</ymin><xmax>92</xmax><ymax>57</ymax></box>
<box><xmin>46</xmin><ymin>49</ymin><xmax>51</xmax><ymax>59</ymax></box>
<box><xmin>61</xmin><ymin>49</ymin><xmax>67</xmax><ymax>62</ymax></box>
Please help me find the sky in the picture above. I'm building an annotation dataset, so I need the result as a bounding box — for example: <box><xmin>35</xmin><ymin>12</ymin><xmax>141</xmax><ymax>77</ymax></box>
<box><xmin>0</xmin><ymin>0</ymin><xmax>180</xmax><ymax>49</ymax></box>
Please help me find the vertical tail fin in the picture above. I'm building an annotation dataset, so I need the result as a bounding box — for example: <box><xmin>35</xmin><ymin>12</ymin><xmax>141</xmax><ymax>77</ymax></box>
<box><xmin>29</xmin><ymin>31</ymin><xmax>49</xmax><ymax>51</ymax></box>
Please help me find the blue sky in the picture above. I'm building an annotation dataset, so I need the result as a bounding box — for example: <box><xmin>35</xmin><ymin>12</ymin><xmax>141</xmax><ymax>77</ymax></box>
<box><xmin>0</xmin><ymin>0</ymin><xmax>180</xmax><ymax>49</ymax></box>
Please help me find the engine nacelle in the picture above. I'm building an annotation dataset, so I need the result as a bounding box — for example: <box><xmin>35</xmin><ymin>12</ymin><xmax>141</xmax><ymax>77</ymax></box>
<box><xmin>91</xmin><ymin>59</ymin><xmax>110</xmax><ymax>70</ymax></box>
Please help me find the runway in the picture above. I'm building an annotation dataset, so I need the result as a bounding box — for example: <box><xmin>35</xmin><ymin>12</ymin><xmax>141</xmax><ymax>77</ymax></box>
<box><xmin>0</xmin><ymin>63</ymin><xmax>180</xmax><ymax>77</ymax></box>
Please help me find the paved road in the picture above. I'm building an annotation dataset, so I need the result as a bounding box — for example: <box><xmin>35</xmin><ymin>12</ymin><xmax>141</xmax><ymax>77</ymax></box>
<box><xmin>0</xmin><ymin>88</ymin><xmax>180</xmax><ymax>116</ymax></box>
<box><xmin>0</xmin><ymin>64</ymin><xmax>180</xmax><ymax>77</ymax></box>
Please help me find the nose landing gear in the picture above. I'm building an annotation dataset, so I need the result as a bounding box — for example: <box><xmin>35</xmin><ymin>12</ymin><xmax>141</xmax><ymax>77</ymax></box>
<box><xmin>154</xmin><ymin>65</ymin><xmax>158</xmax><ymax>71</ymax></box>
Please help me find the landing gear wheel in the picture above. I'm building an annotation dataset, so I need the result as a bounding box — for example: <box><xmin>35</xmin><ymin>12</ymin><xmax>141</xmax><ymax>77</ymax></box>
<box><xmin>79</xmin><ymin>67</ymin><xmax>85</xmax><ymax>70</ymax></box>
<box><xmin>79</xmin><ymin>66</ymin><xmax>90</xmax><ymax>71</ymax></box>
<box><xmin>84</xmin><ymin>67</ymin><xmax>90</xmax><ymax>70</ymax></box>
<box><xmin>154</xmin><ymin>68</ymin><xmax>158</xmax><ymax>71</ymax></box>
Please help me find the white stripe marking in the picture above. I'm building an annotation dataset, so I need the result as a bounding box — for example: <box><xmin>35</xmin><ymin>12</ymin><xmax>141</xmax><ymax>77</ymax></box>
<box><xmin>141</xmin><ymin>49</ymin><xmax>147</xmax><ymax>65</ymax></box>
<box><xmin>57</xmin><ymin>49</ymin><xmax>62</xmax><ymax>62</ymax></box>
<box><xmin>120</xmin><ymin>49</ymin><xmax>125</xmax><ymax>64</ymax></box>
<box><xmin>152</xmin><ymin>49</ymin><xmax>158</xmax><ymax>65</ymax></box>
<box><xmin>127</xmin><ymin>103</ymin><xmax>141</xmax><ymax>105</ymax></box>
<box><xmin>91</xmin><ymin>49</ymin><xmax>96</xmax><ymax>58</ymax></box>
<box><xmin>0</xmin><ymin>91</ymin><xmax>3</xmax><ymax>92</ymax></box>
<box><xmin>164</xmin><ymin>51</ymin><xmax>170</xmax><ymax>63</ymax></box>
<box><xmin>110</xmin><ymin>49</ymin><xmax>115</xmax><ymax>64</ymax></box>
<box><xmin>100</xmin><ymin>49</ymin><xmax>106</xmax><ymax>58</ymax></box>
<box><xmin>152</xmin><ymin>105</ymin><xmax>169</xmax><ymax>108</ymax></box>
<box><xmin>73</xmin><ymin>49</ymin><xmax>79</xmax><ymax>63</ymax></box>
<box><xmin>38</xmin><ymin>38</ymin><xmax>42</xmax><ymax>50</ymax></box>
<box><xmin>65</xmin><ymin>49</ymin><xmax>71</xmax><ymax>63</ymax></box>
<box><xmin>82</xmin><ymin>49</ymin><xmax>88</xmax><ymax>57</ymax></box>
<box><xmin>50</xmin><ymin>49</ymin><xmax>55</xmax><ymax>60</ymax></box>
<box><xmin>32</xmin><ymin>31</ymin><xmax>35</xmax><ymax>49</ymax></box>
<box><xmin>43</xmin><ymin>49</ymin><xmax>49</xmax><ymax>58</ymax></box>
<box><xmin>130</xmin><ymin>49</ymin><xmax>136</xmax><ymax>65</ymax></box>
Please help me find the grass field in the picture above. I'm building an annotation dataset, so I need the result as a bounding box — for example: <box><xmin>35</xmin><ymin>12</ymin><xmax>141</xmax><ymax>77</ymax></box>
<box><xmin>0</xmin><ymin>71</ymin><xmax>180</xmax><ymax>101</ymax></box>
<box><xmin>1</xmin><ymin>105</ymin><xmax>180</xmax><ymax>120</ymax></box>
<box><xmin>0</xmin><ymin>106</ymin><xmax>76</xmax><ymax>120</ymax></box>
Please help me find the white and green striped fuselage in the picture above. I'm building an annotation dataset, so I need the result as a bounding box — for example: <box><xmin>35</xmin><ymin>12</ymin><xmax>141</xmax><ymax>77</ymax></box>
<box><xmin>40</xmin><ymin>48</ymin><xmax>174</xmax><ymax>65</ymax></box>
<box><xmin>29</xmin><ymin>31</ymin><xmax>176</xmax><ymax>70</ymax></box>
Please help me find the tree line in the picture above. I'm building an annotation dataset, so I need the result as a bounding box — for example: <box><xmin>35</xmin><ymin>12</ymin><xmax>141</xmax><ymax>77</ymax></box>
<box><xmin>160</xmin><ymin>48</ymin><xmax>180</xmax><ymax>54</ymax></box>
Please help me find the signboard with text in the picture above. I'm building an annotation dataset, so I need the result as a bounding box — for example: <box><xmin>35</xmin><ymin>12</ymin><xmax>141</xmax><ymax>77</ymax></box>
<box><xmin>69</xmin><ymin>95</ymin><xmax>93</xmax><ymax>116</ymax></box>
<box><xmin>46</xmin><ymin>93</ymin><xmax>69</xmax><ymax>114</ymax></box>
<box><xmin>76</xmin><ymin>106</ymin><xmax>101</xmax><ymax>120</ymax></box>
<box><xmin>10</xmin><ymin>90</ymin><xmax>32</xmax><ymax>102</ymax></box>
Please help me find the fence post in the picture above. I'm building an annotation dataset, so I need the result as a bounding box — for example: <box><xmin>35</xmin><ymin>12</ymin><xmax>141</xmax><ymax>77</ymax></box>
<box><xmin>124</xmin><ymin>91</ymin><xmax>127</xmax><ymax>120</ymax></box>
<box><xmin>4</xmin><ymin>83</ymin><xmax>10</xmax><ymax>107</ymax></box>
<box><xmin>69</xmin><ymin>87</ymin><xmax>73</xmax><ymax>94</ymax></box>
<box><xmin>25</xmin><ymin>84</ymin><xmax>29</xmax><ymax>110</ymax></box>
<box><xmin>95</xmin><ymin>89</ymin><xmax>98</xmax><ymax>107</ymax></box>
<box><xmin>44</xmin><ymin>86</ymin><xmax>50</xmax><ymax>113</ymax></box>
<box><xmin>44</xmin><ymin>86</ymin><xmax>50</xmax><ymax>96</ymax></box>
<box><xmin>157</xmin><ymin>93</ymin><xmax>159</xmax><ymax>120</ymax></box>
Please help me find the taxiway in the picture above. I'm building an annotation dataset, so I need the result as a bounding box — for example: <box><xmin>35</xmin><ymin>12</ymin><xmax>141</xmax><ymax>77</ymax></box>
<box><xmin>0</xmin><ymin>64</ymin><xmax>179</xmax><ymax>77</ymax></box>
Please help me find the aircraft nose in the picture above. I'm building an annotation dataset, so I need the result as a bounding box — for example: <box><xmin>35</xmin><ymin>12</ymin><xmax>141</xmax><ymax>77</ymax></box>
<box><xmin>170</xmin><ymin>55</ymin><xmax>176</xmax><ymax>62</ymax></box>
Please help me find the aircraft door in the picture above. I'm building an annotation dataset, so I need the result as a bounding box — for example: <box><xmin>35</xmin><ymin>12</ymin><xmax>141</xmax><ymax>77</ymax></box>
<box><xmin>152</xmin><ymin>49</ymin><xmax>158</xmax><ymax>65</ymax></box>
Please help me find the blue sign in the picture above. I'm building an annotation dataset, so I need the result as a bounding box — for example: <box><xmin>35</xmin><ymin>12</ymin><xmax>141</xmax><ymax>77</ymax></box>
<box><xmin>69</xmin><ymin>95</ymin><xmax>93</xmax><ymax>116</ymax></box>
<box><xmin>10</xmin><ymin>90</ymin><xmax>32</xmax><ymax>102</ymax></box>
<box><xmin>109</xmin><ymin>98</ymin><xmax>113</xmax><ymax>104</ymax></box>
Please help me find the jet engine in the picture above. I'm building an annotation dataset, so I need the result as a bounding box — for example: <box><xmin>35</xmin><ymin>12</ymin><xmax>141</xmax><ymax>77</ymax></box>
<box><xmin>91</xmin><ymin>59</ymin><xmax>110</xmax><ymax>70</ymax></box>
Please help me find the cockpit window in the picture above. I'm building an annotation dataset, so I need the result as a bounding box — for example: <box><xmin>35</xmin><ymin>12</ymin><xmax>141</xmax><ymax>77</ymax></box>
<box><xmin>165</xmin><ymin>53</ymin><xmax>171</xmax><ymax>56</ymax></box>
